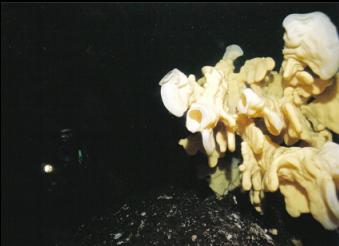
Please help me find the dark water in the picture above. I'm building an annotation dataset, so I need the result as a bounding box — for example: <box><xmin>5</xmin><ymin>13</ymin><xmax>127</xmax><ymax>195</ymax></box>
<box><xmin>2</xmin><ymin>3</ymin><xmax>339</xmax><ymax>245</ymax></box>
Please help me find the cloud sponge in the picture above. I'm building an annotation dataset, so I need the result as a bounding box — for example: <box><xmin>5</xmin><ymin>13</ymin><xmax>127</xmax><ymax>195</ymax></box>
<box><xmin>158</xmin><ymin>12</ymin><xmax>339</xmax><ymax>230</ymax></box>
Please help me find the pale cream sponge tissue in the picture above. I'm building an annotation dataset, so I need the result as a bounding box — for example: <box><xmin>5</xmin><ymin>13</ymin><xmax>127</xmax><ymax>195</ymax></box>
<box><xmin>159</xmin><ymin>12</ymin><xmax>339</xmax><ymax>230</ymax></box>
<box><xmin>282</xmin><ymin>12</ymin><xmax>339</xmax><ymax>80</ymax></box>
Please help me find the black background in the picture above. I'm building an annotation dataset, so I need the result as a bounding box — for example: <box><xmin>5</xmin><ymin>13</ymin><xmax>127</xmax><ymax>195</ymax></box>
<box><xmin>2</xmin><ymin>3</ymin><xmax>339</xmax><ymax>245</ymax></box>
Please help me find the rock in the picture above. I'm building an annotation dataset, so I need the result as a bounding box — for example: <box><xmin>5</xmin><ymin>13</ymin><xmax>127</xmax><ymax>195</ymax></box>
<box><xmin>59</xmin><ymin>186</ymin><xmax>339</xmax><ymax>246</ymax></box>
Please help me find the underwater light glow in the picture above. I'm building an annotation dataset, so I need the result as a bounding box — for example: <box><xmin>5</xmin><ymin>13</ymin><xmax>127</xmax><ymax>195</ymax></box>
<box><xmin>43</xmin><ymin>163</ymin><xmax>54</xmax><ymax>174</ymax></box>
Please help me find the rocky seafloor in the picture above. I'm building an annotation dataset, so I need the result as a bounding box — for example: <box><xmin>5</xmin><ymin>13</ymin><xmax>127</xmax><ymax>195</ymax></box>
<box><xmin>59</xmin><ymin>185</ymin><xmax>339</xmax><ymax>246</ymax></box>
